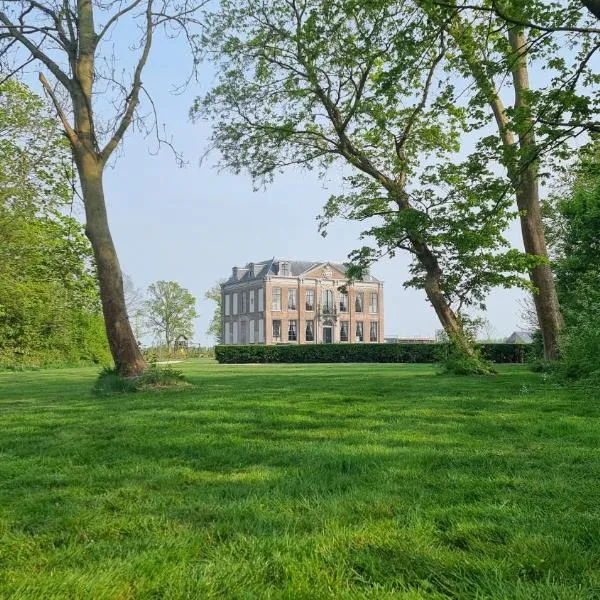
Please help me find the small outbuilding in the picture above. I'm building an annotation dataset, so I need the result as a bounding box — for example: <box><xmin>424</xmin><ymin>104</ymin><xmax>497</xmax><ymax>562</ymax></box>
<box><xmin>505</xmin><ymin>331</ymin><xmax>534</xmax><ymax>344</ymax></box>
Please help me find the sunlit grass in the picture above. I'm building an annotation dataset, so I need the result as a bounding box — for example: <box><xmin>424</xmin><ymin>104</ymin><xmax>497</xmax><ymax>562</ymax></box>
<box><xmin>0</xmin><ymin>361</ymin><xmax>598</xmax><ymax>599</ymax></box>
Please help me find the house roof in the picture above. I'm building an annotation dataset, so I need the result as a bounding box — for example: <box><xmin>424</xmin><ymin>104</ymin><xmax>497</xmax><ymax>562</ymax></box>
<box><xmin>505</xmin><ymin>331</ymin><xmax>534</xmax><ymax>344</ymax></box>
<box><xmin>223</xmin><ymin>258</ymin><xmax>380</xmax><ymax>285</ymax></box>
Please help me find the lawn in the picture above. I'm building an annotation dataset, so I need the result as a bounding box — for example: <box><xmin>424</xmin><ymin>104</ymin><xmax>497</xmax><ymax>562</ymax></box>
<box><xmin>0</xmin><ymin>362</ymin><xmax>598</xmax><ymax>599</ymax></box>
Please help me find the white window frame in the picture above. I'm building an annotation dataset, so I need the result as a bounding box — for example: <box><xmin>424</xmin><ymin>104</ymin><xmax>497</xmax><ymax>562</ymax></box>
<box><xmin>288</xmin><ymin>288</ymin><xmax>297</xmax><ymax>310</ymax></box>
<box><xmin>249</xmin><ymin>290</ymin><xmax>255</xmax><ymax>313</ymax></box>
<box><xmin>225</xmin><ymin>322</ymin><xmax>231</xmax><ymax>344</ymax></box>
<box><xmin>258</xmin><ymin>319</ymin><xmax>264</xmax><ymax>342</ymax></box>
<box><xmin>272</xmin><ymin>287</ymin><xmax>282</xmax><ymax>311</ymax></box>
<box><xmin>233</xmin><ymin>293</ymin><xmax>238</xmax><ymax>315</ymax></box>
<box><xmin>225</xmin><ymin>294</ymin><xmax>231</xmax><ymax>316</ymax></box>
<box><xmin>305</xmin><ymin>289</ymin><xmax>314</xmax><ymax>311</ymax></box>
<box><xmin>370</xmin><ymin>292</ymin><xmax>378</xmax><ymax>314</ymax></box>
<box><xmin>258</xmin><ymin>288</ymin><xmax>264</xmax><ymax>312</ymax></box>
<box><xmin>370</xmin><ymin>321</ymin><xmax>378</xmax><ymax>342</ymax></box>
<box><xmin>233</xmin><ymin>321</ymin><xmax>239</xmax><ymax>344</ymax></box>
<box><xmin>249</xmin><ymin>319</ymin><xmax>255</xmax><ymax>343</ymax></box>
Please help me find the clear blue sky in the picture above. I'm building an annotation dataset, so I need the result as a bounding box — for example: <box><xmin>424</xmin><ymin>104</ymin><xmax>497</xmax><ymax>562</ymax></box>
<box><xmin>28</xmin><ymin>30</ymin><xmax>528</xmax><ymax>346</ymax></box>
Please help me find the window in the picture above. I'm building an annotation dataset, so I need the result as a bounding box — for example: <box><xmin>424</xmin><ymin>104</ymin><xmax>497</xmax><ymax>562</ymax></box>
<box><xmin>355</xmin><ymin>292</ymin><xmax>364</xmax><ymax>313</ymax></box>
<box><xmin>233</xmin><ymin>321</ymin><xmax>239</xmax><ymax>343</ymax></box>
<box><xmin>305</xmin><ymin>289</ymin><xmax>315</xmax><ymax>311</ymax></box>
<box><xmin>249</xmin><ymin>290</ymin><xmax>255</xmax><ymax>313</ymax></box>
<box><xmin>370</xmin><ymin>322</ymin><xmax>378</xmax><ymax>342</ymax></box>
<box><xmin>280</xmin><ymin>261</ymin><xmax>290</xmax><ymax>276</ymax></box>
<box><xmin>339</xmin><ymin>292</ymin><xmax>348</xmax><ymax>312</ymax></box>
<box><xmin>240</xmin><ymin>321</ymin><xmax>246</xmax><ymax>344</ymax></box>
<box><xmin>340</xmin><ymin>321</ymin><xmax>349</xmax><ymax>342</ymax></box>
<box><xmin>323</xmin><ymin>289</ymin><xmax>334</xmax><ymax>313</ymax></box>
<box><xmin>258</xmin><ymin>319</ymin><xmax>264</xmax><ymax>343</ymax></box>
<box><xmin>249</xmin><ymin>319</ymin><xmax>255</xmax><ymax>343</ymax></box>
<box><xmin>288</xmin><ymin>319</ymin><xmax>297</xmax><ymax>341</ymax></box>
<box><xmin>241</xmin><ymin>292</ymin><xmax>247</xmax><ymax>314</ymax></box>
<box><xmin>233</xmin><ymin>293</ymin><xmax>238</xmax><ymax>315</ymax></box>
<box><xmin>356</xmin><ymin>321</ymin><xmax>364</xmax><ymax>342</ymax></box>
<box><xmin>272</xmin><ymin>319</ymin><xmax>282</xmax><ymax>341</ymax></box>
<box><xmin>305</xmin><ymin>320</ymin><xmax>314</xmax><ymax>342</ymax></box>
<box><xmin>258</xmin><ymin>288</ymin><xmax>264</xmax><ymax>311</ymax></box>
<box><xmin>272</xmin><ymin>287</ymin><xmax>282</xmax><ymax>311</ymax></box>
<box><xmin>225</xmin><ymin>294</ymin><xmax>231</xmax><ymax>316</ymax></box>
<box><xmin>370</xmin><ymin>292</ymin><xmax>378</xmax><ymax>314</ymax></box>
<box><xmin>225</xmin><ymin>322</ymin><xmax>231</xmax><ymax>344</ymax></box>
<box><xmin>288</xmin><ymin>288</ymin><xmax>297</xmax><ymax>310</ymax></box>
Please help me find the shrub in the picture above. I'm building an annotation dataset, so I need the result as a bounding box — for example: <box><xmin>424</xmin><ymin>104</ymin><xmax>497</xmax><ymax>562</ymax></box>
<box><xmin>436</xmin><ymin>342</ymin><xmax>496</xmax><ymax>375</ymax></box>
<box><xmin>215</xmin><ymin>343</ymin><xmax>530</xmax><ymax>364</ymax></box>
<box><xmin>93</xmin><ymin>364</ymin><xmax>188</xmax><ymax>395</ymax></box>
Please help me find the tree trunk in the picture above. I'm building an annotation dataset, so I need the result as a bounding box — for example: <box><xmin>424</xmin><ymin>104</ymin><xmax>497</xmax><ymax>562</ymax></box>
<box><xmin>411</xmin><ymin>240</ymin><xmax>480</xmax><ymax>360</ymax></box>
<box><xmin>77</xmin><ymin>153</ymin><xmax>147</xmax><ymax>376</ymax></box>
<box><xmin>508</xmin><ymin>29</ymin><xmax>563</xmax><ymax>361</ymax></box>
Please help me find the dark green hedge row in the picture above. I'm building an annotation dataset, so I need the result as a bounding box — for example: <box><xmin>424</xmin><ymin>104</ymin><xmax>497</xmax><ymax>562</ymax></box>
<box><xmin>215</xmin><ymin>343</ymin><xmax>531</xmax><ymax>364</ymax></box>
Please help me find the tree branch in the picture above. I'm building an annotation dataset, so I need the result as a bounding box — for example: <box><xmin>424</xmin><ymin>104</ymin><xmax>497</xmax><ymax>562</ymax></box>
<box><xmin>38</xmin><ymin>71</ymin><xmax>79</xmax><ymax>147</ymax></box>
<box><xmin>99</xmin><ymin>0</ymin><xmax>153</xmax><ymax>162</ymax></box>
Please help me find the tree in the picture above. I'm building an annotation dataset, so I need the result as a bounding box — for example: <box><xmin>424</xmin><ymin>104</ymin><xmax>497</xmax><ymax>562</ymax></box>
<box><xmin>197</xmin><ymin>0</ymin><xmax>532</xmax><ymax>369</ymax></box>
<box><xmin>145</xmin><ymin>281</ymin><xmax>197</xmax><ymax>350</ymax></box>
<box><xmin>0</xmin><ymin>0</ymin><xmax>204</xmax><ymax>375</ymax></box>
<box><xmin>123</xmin><ymin>274</ymin><xmax>146</xmax><ymax>342</ymax></box>
<box><xmin>0</xmin><ymin>80</ymin><xmax>109</xmax><ymax>367</ymax></box>
<box><xmin>546</xmin><ymin>142</ymin><xmax>600</xmax><ymax>378</ymax></box>
<box><xmin>415</xmin><ymin>0</ymin><xmax>579</xmax><ymax>360</ymax></box>
<box><xmin>204</xmin><ymin>283</ymin><xmax>223</xmax><ymax>344</ymax></box>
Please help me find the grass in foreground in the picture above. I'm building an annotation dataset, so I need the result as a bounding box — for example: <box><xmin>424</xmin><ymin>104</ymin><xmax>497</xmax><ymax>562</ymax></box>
<box><xmin>0</xmin><ymin>362</ymin><xmax>598</xmax><ymax>599</ymax></box>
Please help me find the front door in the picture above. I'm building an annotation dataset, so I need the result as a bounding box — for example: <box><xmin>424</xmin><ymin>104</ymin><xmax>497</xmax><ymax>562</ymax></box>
<box><xmin>323</xmin><ymin>326</ymin><xmax>333</xmax><ymax>344</ymax></box>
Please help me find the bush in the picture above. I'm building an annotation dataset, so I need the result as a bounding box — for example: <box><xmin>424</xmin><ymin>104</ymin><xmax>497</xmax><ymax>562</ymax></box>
<box><xmin>215</xmin><ymin>343</ymin><xmax>530</xmax><ymax>364</ymax></box>
<box><xmin>436</xmin><ymin>342</ymin><xmax>495</xmax><ymax>375</ymax></box>
<box><xmin>93</xmin><ymin>364</ymin><xmax>188</xmax><ymax>395</ymax></box>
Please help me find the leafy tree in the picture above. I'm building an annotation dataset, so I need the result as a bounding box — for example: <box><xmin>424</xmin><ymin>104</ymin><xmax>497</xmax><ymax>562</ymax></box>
<box><xmin>550</xmin><ymin>143</ymin><xmax>600</xmax><ymax>379</ymax></box>
<box><xmin>0</xmin><ymin>0</ymin><xmax>204</xmax><ymax>375</ymax></box>
<box><xmin>197</xmin><ymin>0</ymin><xmax>533</xmax><ymax>369</ymax></box>
<box><xmin>204</xmin><ymin>283</ymin><xmax>223</xmax><ymax>344</ymax></box>
<box><xmin>0</xmin><ymin>81</ymin><xmax>109</xmax><ymax>367</ymax></box>
<box><xmin>123</xmin><ymin>274</ymin><xmax>147</xmax><ymax>342</ymax></box>
<box><xmin>145</xmin><ymin>281</ymin><xmax>198</xmax><ymax>350</ymax></box>
<box><xmin>420</xmin><ymin>0</ymin><xmax>600</xmax><ymax>359</ymax></box>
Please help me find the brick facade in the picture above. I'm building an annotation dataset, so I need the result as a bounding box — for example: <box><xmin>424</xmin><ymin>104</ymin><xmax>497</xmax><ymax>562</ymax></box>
<box><xmin>221</xmin><ymin>260</ymin><xmax>384</xmax><ymax>345</ymax></box>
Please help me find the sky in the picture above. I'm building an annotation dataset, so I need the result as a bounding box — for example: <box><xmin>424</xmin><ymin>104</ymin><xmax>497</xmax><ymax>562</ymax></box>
<box><xmin>27</xmin><ymin>22</ymin><xmax>529</xmax><ymax>347</ymax></box>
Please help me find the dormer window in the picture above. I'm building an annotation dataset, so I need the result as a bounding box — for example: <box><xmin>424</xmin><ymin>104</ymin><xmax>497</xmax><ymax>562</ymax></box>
<box><xmin>280</xmin><ymin>261</ymin><xmax>290</xmax><ymax>277</ymax></box>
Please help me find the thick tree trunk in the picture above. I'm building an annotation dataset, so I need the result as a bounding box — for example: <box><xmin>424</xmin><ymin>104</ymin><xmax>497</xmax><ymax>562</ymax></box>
<box><xmin>77</xmin><ymin>154</ymin><xmax>147</xmax><ymax>376</ymax></box>
<box><xmin>411</xmin><ymin>240</ymin><xmax>479</xmax><ymax>359</ymax></box>
<box><xmin>508</xmin><ymin>29</ymin><xmax>563</xmax><ymax>361</ymax></box>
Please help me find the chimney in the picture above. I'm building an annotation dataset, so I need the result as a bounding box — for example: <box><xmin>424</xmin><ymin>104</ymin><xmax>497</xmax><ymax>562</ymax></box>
<box><xmin>232</xmin><ymin>266</ymin><xmax>238</xmax><ymax>280</ymax></box>
<box><xmin>248</xmin><ymin>262</ymin><xmax>255</xmax><ymax>278</ymax></box>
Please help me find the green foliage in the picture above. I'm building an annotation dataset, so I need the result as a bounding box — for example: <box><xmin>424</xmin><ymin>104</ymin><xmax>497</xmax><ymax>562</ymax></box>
<box><xmin>215</xmin><ymin>343</ymin><xmax>529</xmax><ymax>364</ymax></box>
<box><xmin>198</xmin><ymin>0</ymin><xmax>531</xmax><ymax>317</ymax></box>
<box><xmin>549</xmin><ymin>144</ymin><xmax>600</xmax><ymax>383</ymax></box>
<box><xmin>93</xmin><ymin>364</ymin><xmax>188</xmax><ymax>395</ymax></box>
<box><xmin>204</xmin><ymin>282</ymin><xmax>223</xmax><ymax>344</ymax></box>
<box><xmin>437</xmin><ymin>341</ymin><xmax>496</xmax><ymax>376</ymax></box>
<box><xmin>145</xmin><ymin>281</ymin><xmax>198</xmax><ymax>348</ymax></box>
<box><xmin>0</xmin><ymin>81</ymin><xmax>110</xmax><ymax>369</ymax></box>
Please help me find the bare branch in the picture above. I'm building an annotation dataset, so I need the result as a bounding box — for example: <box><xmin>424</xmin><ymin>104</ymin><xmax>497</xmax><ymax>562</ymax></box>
<box><xmin>99</xmin><ymin>0</ymin><xmax>153</xmax><ymax>162</ymax></box>
<box><xmin>0</xmin><ymin>10</ymin><xmax>72</xmax><ymax>89</ymax></box>
<box><xmin>38</xmin><ymin>71</ymin><xmax>79</xmax><ymax>147</ymax></box>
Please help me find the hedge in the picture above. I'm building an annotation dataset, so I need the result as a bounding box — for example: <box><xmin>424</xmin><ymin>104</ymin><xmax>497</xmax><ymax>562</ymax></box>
<box><xmin>215</xmin><ymin>343</ymin><xmax>531</xmax><ymax>364</ymax></box>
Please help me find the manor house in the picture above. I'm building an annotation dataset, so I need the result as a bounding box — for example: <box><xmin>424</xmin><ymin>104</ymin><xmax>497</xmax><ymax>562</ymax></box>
<box><xmin>221</xmin><ymin>259</ymin><xmax>384</xmax><ymax>345</ymax></box>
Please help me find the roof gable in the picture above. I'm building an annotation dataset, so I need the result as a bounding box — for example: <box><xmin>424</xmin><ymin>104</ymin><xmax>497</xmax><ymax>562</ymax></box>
<box><xmin>301</xmin><ymin>262</ymin><xmax>347</xmax><ymax>280</ymax></box>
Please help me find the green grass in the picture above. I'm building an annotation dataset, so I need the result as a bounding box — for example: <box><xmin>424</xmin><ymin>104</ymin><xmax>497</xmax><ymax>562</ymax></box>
<box><xmin>0</xmin><ymin>361</ymin><xmax>598</xmax><ymax>599</ymax></box>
